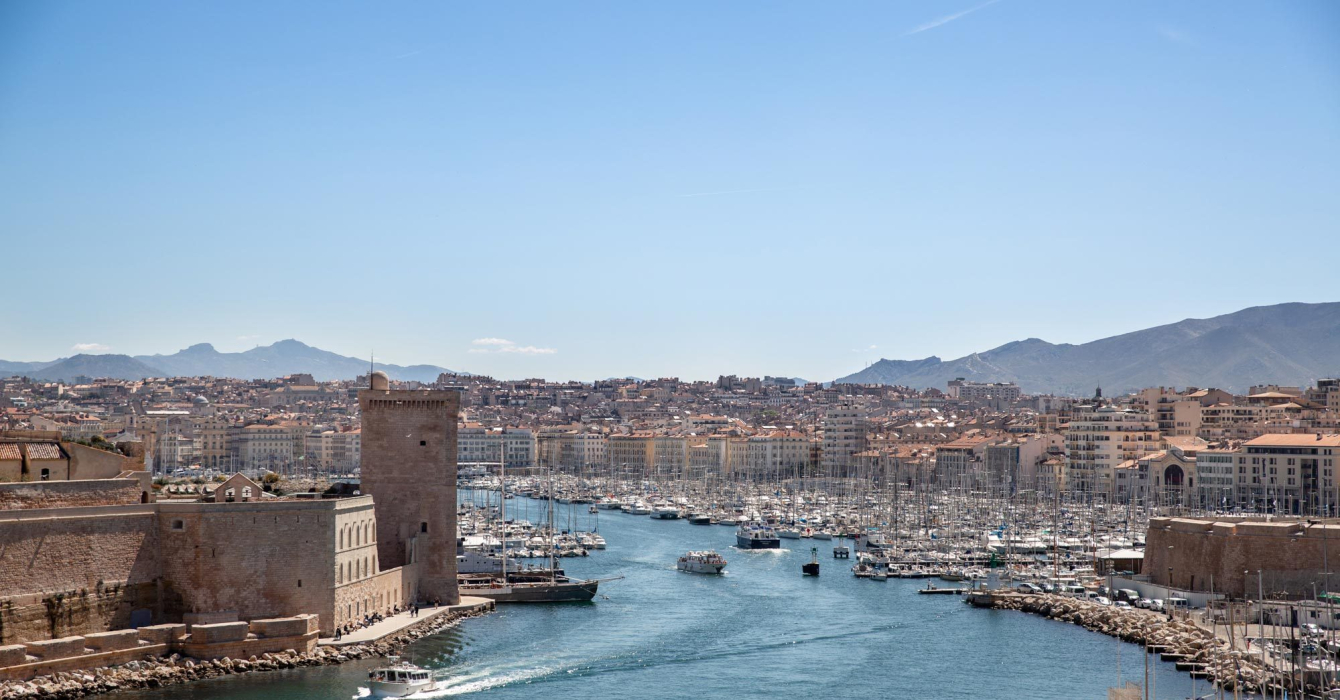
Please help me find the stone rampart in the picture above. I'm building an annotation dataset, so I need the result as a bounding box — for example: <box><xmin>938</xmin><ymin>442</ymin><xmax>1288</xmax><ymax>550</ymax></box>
<box><xmin>82</xmin><ymin>629</ymin><xmax>140</xmax><ymax>652</ymax></box>
<box><xmin>188</xmin><ymin>622</ymin><xmax>249</xmax><ymax>644</ymax></box>
<box><xmin>1146</xmin><ymin>517</ymin><xmax>1340</xmax><ymax>598</ymax></box>
<box><xmin>0</xmin><ymin>479</ymin><xmax>143</xmax><ymax>510</ymax></box>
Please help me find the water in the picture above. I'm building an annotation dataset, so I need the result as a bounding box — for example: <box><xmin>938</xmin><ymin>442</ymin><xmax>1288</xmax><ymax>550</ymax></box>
<box><xmin>112</xmin><ymin>495</ymin><xmax>1217</xmax><ymax>700</ymax></box>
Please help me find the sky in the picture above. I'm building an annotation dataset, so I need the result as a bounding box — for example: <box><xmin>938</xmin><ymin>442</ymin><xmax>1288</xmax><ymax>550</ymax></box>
<box><xmin>1</xmin><ymin>1</ymin><xmax>1338</xmax><ymax>382</ymax></box>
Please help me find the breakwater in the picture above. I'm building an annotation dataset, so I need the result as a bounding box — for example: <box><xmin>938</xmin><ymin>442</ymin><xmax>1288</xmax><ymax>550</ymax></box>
<box><xmin>0</xmin><ymin>604</ymin><xmax>491</xmax><ymax>700</ymax></box>
<box><xmin>969</xmin><ymin>592</ymin><xmax>1313</xmax><ymax>696</ymax></box>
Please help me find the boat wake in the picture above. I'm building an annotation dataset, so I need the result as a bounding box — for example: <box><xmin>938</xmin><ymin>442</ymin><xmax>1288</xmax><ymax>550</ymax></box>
<box><xmin>403</xmin><ymin>618</ymin><xmax>905</xmax><ymax>694</ymax></box>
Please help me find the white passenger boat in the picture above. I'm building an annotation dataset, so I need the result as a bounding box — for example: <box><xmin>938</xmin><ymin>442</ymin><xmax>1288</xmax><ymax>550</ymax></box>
<box><xmin>677</xmin><ymin>550</ymin><xmax>727</xmax><ymax>574</ymax></box>
<box><xmin>366</xmin><ymin>658</ymin><xmax>439</xmax><ymax>697</ymax></box>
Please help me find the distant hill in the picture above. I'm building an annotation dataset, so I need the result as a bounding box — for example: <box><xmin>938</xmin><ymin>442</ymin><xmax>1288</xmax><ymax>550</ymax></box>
<box><xmin>30</xmin><ymin>354</ymin><xmax>165</xmax><ymax>382</ymax></box>
<box><xmin>835</xmin><ymin>302</ymin><xmax>1340</xmax><ymax>396</ymax></box>
<box><xmin>0</xmin><ymin>340</ymin><xmax>462</xmax><ymax>383</ymax></box>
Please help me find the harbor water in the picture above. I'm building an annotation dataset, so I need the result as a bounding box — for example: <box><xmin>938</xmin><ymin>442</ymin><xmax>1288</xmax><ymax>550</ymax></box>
<box><xmin>112</xmin><ymin>494</ymin><xmax>1217</xmax><ymax>700</ymax></box>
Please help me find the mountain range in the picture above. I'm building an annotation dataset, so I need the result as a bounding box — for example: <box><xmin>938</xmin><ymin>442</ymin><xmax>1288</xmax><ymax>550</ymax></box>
<box><xmin>0</xmin><ymin>340</ymin><xmax>460</xmax><ymax>383</ymax></box>
<box><xmin>834</xmin><ymin>302</ymin><xmax>1340</xmax><ymax>396</ymax></box>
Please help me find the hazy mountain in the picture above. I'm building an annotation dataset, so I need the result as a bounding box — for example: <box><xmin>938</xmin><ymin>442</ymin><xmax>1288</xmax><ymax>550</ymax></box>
<box><xmin>29</xmin><ymin>354</ymin><xmax>166</xmax><ymax>382</ymax></box>
<box><xmin>133</xmin><ymin>340</ymin><xmax>460</xmax><ymax>382</ymax></box>
<box><xmin>0</xmin><ymin>340</ymin><xmax>461</xmax><ymax>383</ymax></box>
<box><xmin>835</xmin><ymin>302</ymin><xmax>1340</xmax><ymax>396</ymax></box>
<box><xmin>0</xmin><ymin>359</ymin><xmax>54</xmax><ymax>375</ymax></box>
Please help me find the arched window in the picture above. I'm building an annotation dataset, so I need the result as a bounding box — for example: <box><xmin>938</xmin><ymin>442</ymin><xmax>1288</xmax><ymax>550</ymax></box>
<box><xmin>373</xmin><ymin>554</ymin><xmax>377</xmax><ymax>573</ymax></box>
<box><xmin>241</xmin><ymin>486</ymin><xmax>252</xmax><ymax>499</ymax></box>
<box><xmin>364</xmin><ymin>523</ymin><xmax>369</xmax><ymax>543</ymax></box>
<box><xmin>339</xmin><ymin>528</ymin><xmax>344</xmax><ymax>549</ymax></box>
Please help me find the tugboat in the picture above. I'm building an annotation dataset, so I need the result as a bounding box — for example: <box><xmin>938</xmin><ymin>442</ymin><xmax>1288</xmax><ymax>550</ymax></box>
<box><xmin>677</xmin><ymin>550</ymin><xmax>727</xmax><ymax>574</ymax></box>
<box><xmin>735</xmin><ymin>523</ymin><xmax>781</xmax><ymax>549</ymax></box>
<box><xmin>366</xmin><ymin>657</ymin><xmax>439</xmax><ymax>697</ymax></box>
<box><xmin>802</xmin><ymin>547</ymin><xmax>820</xmax><ymax>576</ymax></box>
<box><xmin>686</xmin><ymin>512</ymin><xmax>712</xmax><ymax>525</ymax></box>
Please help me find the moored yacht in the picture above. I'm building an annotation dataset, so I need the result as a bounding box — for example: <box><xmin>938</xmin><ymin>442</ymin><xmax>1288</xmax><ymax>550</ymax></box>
<box><xmin>650</xmin><ymin>505</ymin><xmax>682</xmax><ymax>519</ymax></box>
<box><xmin>677</xmin><ymin>550</ymin><xmax>727</xmax><ymax>574</ymax></box>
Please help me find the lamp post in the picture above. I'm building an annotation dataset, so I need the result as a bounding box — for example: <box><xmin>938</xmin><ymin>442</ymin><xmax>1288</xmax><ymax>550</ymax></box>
<box><xmin>1167</xmin><ymin>545</ymin><xmax>1175</xmax><ymax>618</ymax></box>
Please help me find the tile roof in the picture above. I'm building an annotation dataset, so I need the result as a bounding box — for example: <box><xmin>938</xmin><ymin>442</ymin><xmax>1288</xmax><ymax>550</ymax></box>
<box><xmin>25</xmin><ymin>443</ymin><xmax>65</xmax><ymax>460</ymax></box>
<box><xmin>0</xmin><ymin>444</ymin><xmax>21</xmax><ymax>460</ymax></box>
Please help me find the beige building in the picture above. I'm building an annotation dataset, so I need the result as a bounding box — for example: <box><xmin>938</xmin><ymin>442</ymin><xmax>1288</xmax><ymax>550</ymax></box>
<box><xmin>1065</xmin><ymin>404</ymin><xmax>1161</xmax><ymax>500</ymax></box>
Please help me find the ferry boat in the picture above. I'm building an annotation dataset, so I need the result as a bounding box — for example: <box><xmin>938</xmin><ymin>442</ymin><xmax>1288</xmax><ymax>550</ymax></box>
<box><xmin>677</xmin><ymin>550</ymin><xmax>727</xmax><ymax>574</ymax></box>
<box><xmin>735</xmin><ymin>523</ymin><xmax>781</xmax><ymax>549</ymax></box>
<box><xmin>650</xmin><ymin>505</ymin><xmax>682</xmax><ymax>519</ymax></box>
<box><xmin>366</xmin><ymin>658</ymin><xmax>439</xmax><ymax>697</ymax></box>
<box><xmin>686</xmin><ymin>513</ymin><xmax>712</xmax><ymax>525</ymax></box>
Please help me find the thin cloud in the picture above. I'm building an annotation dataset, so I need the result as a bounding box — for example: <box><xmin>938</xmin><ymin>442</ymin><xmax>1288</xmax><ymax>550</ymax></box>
<box><xmin>1156</xmin><ymin>25</ymin><xmax>1198</xmax><ymax>47</ymax></box>
<box><xmin>903</xmin><ymin>0</ymin><xmax>1000</xmax><ymax>37</ymax></box>
<box><xmin>851</xmin><ymin>344</ymin><xmax>878</xmax><ymax>353</ymax></box>
<box><xmin>469</xmin><ymin>338</ymin><xmax>557</xmax><ymax>355</ymax></box>
<box><xmin>392</xmin><ymin>49</ymin><xmax>423</xmax><ymax>60</ymax></box>
<box><xmin>71</xmin><ymin>342</ymin><xmax>110</xmax><ymax>353</ymax></box>
<box><xmin>236</xmin><ymin>334</ymin><xmax>261</xmax><ymax>342</ymax></box>
<box><xmin>676</xmin><ymin>186</ymin><xmax>799</xmax><ymax>199</ymax></box>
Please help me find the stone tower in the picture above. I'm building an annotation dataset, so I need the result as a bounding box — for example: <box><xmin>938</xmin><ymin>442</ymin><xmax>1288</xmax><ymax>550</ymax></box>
<box><xmin>358</xmin><ymin>371</ymin><xmax>460</xmax><ymax>604</ymax></box>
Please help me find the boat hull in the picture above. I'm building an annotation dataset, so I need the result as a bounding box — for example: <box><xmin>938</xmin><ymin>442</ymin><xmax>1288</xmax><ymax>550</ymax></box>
<box><xmin>736</xmin><ymin>535</ymin><xmax>780</xmax><ymax>549</ymax></box>
<box><xmin>463</xmin><ymin>579</ymin><xmax>599</xmax><ymax>603</ymax></box>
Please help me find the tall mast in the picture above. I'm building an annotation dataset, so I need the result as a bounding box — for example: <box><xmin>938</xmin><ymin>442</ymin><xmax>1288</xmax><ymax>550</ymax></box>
<box><xmin>499</xmin><ymin>457</ymin><xmax>507</xmax><ymax>581</ymax></box>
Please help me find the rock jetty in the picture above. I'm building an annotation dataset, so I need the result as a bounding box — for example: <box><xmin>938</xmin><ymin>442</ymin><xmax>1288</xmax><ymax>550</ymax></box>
<box><xmin>0</xmin><ymin>606</ymin><xmax>490</xmax><ymax>700</ymax></box>
<box><xmin>972</xmin><ymin>592</ymin><xmax>1316</xmax><ymax>695</ymax></box>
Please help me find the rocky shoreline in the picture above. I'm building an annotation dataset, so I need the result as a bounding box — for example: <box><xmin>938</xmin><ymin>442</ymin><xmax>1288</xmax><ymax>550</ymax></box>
<box><xmin>974</xmin><ymin>593</ymin><xmax>1319</xmax><ymax>695</ymax></box>
<box><xmin>0</xmin><ymin>606</ymin><xmax>492</xmax><ymax>700</ymax></box>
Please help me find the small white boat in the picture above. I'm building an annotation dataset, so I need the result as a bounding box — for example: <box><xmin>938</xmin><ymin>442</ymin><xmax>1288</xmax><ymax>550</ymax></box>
<box><xmin>367</xmin><ymin>658</ymin><xmax>439</xmax><ymax>697</ymax></box>
<box><xmin>777</xmin><ymin>528</ymin><xmax>802</xmax><ymax>539</ymax></box>
<box><xmin>677</xmin><ymin>550</ymin><xmax>727</xmax><ymax>574</ymax></box>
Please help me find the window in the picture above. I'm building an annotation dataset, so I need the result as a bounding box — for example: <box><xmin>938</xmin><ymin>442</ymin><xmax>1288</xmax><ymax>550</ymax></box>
<box><xmin>171</xmin><ymin>519</ymin><xmax>184</xmax><ymax>531</ymax></box>
<box><xmin>40</xmin><ymin>468</ymin><xmax>50</xmax><ymax>480</ymax></box>
<box><xmin>421</xmin><ymin>522</ymin><xmax>428</xmax><ymax>533</ymax></box>
<box><xmin>420</xmin><ymin>440</ymin><xmax>427</xmax><ymax>446</ymax></box>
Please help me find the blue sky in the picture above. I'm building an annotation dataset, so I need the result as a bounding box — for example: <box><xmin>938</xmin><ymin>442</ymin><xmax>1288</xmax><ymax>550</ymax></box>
<box><xmin>1</xmin><ymin>1</ymin><xmax>1337</xmax><ymax>381</ymax></box>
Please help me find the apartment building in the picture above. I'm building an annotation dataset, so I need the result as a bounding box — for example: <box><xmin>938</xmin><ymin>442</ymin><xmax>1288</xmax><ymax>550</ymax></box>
<box><xmin>1064</xmin><ymin>404</ymin><xmax>1161</xmax><ymax>499</ymax></box>
<box><xmin>821</xmin><ymin>404</ymin><xmax>868</xmax><ymax>476</ymax></box>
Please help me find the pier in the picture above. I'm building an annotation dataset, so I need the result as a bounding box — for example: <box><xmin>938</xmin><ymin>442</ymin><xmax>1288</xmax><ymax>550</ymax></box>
<box><xmin>319</xmin><ymin>597</ymin><xmax>494</xmax><ymax>647</ymax></box>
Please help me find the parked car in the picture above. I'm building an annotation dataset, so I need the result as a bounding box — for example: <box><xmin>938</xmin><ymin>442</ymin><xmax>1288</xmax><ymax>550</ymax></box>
<box><xmin>1135</xmin><ymin>598</ymin><xmax>1153</xmax><ymax>609</ymax></box>
<box><xmin>1016</xmin><ymin>582</ymin><xmax>1043</xmax><ymax>593</ymax></box>
<box><xmin>1115</xmin><ymin>601</ymin><xmax>1133</xmax><ymax>609</ymax></box>
<box><xmin>1094</xmin><ymin>596</ymin><xmax>1113</xmax><ymax>606</ymax></box>
<box><xmin>1148</xmin><ymin>599</ymin><xmax>1166</xmax><ymax>612</ymax></box>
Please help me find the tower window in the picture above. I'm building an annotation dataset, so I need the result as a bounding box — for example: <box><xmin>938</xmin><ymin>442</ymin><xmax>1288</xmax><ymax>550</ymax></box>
<box><xmin>420</xmin><ymin>440</ymin><xmax>426</xmax><ymax>446</ymax></box>
<box><xmin>421</xmin><ymin>522</ymin><xmax>428</xmax><ymax>533</ymax></box>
